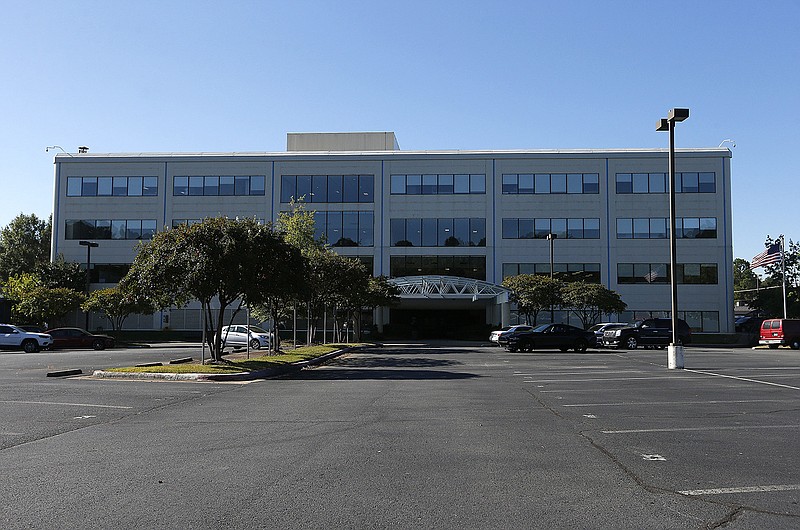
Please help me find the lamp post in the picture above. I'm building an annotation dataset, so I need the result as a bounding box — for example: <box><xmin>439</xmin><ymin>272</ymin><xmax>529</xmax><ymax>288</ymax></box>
<box><xmin>79</xmin><ymin>240</ymin><xmax>99</xmax><ymax>330</ymax></box>
<box><xmin>656</xmin><ymin>108</ymin><xmax>689</xmax><ymax>369</ymax></box>
<box><xmin>547</xmin><ymin>233</ymin><xmax>557</xmax><ymax>322</ymax></box>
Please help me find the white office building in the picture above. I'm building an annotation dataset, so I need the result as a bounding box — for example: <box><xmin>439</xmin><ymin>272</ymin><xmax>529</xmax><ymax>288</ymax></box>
<box><xmin>51</xmin><ymin>132</ymin><xmax>733</xmax><ymax>337</ymax></box>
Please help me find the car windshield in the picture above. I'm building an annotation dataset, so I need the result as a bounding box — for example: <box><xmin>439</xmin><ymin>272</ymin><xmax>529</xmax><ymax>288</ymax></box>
<box><xmin>248</xmin><ymin>326</ymin><xmax>269</xmax><ymax>334</ymax></box>
<box><xmin>589</xmin><ymin>324</ymin><xmax>603</xmax><ymax>332</ymax></box>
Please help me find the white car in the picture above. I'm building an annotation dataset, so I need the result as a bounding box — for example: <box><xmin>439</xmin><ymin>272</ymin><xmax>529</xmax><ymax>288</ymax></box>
<box><xmin>489</xmin><ymin>325</ymin><xmax>533</xmax><ymax>346</ymax></box>
<box><xmin>0</xmin><ymin>324</ymin><xmax>53</xmax><ymax>353</ymax></box>
<box><xmin>219</xmin><ymin>325</ymin><xmax>271</xmax><ymax>350</ymax></box>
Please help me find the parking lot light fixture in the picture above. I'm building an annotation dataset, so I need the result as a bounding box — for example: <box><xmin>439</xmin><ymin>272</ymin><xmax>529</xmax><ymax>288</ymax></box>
<box><xmin>79</xmin><ymin>240</ymin><xmax>99</xmax><ymax>329</ymax></box>
<box><xmin>656</xmin><ymin>108</ymin><xmax>689</xmax><ymax>369</ymax></box>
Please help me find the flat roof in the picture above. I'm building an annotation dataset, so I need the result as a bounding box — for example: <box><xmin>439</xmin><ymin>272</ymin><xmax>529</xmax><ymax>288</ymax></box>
<box><xmin>53</xmin><ymin>147</ymin><xmax>732</xmax><ymax>162</ymax></box>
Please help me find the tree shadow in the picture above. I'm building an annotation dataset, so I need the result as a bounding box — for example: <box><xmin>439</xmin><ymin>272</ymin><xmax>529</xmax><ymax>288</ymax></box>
<box><xmin>289</xmin><ymin>368</ymin><xmax>480</xmax><ymax>381</ymax></box>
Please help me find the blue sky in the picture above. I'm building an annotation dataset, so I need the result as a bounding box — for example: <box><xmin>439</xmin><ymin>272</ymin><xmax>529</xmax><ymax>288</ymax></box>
<box><xmin>1</xmin><ymin>0</ymin><xmax>796</xmax><ymax>264</ymax></box>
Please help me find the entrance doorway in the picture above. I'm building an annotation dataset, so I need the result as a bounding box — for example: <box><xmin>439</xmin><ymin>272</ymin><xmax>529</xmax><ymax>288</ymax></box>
<box><xmin>389</xmin><ymin>308</ymin><xmax>486</xmax><ymax>340</ymax></box>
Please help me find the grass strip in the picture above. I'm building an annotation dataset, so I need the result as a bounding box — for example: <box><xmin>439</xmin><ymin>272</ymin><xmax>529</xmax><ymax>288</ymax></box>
<box><xmin>105</xmin><ymin>344</ymin><xmax>355</xmax><ymax>374</ymax></box>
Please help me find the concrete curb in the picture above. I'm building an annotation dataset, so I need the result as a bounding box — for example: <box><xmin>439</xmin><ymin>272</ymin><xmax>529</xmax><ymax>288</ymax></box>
<box><xmin>91</xmin><ymin>346</ymin><xmax>357</xmax><ymax>382</ymax></box>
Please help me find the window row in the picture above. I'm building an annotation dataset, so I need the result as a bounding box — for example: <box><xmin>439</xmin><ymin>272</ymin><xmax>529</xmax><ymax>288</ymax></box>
<box><xmin>173</xmin><ymin>176</ymin><xmax>265</xmax><ymax>196</ymax></box>
<box><xmin>281</xmin><ymin>175</ymin><xmax>374</xmax><ymax>203</ymax></box>
<box><xmin>390</xmin><ymin>255</ymin><xmax>486</xmax><ymax>280</ymax></box>
<box><xmin>67</xmin><ymin>176</ymin><xmax>158</xmax><ymax>197</ymax></box>
<box><xmin>312</xmin><ymin>211</ymin><xmax>374</xmax><ymax>247</ymax></box>
<box><xmin>89</xmin><ymin>264</ymin><xmax>131</xmax><ymax>284</ymax></box>
<box><xmin>172</xmin><ymin>218</ymin><xmax>265</xmax><ymax>228</ymax></box>
<box><xmin>501</xmin><ymin>173</ymin><xmax>599</xmax><ymax>195</ymax></box>
<box><xmin>620</xmin><ymin>310</ymin><xmax>720</xmax><ymax>333</ymax></box>
<box><xmin>502</xmin><ymin>263</ymin><xmax>601</xmax><ymax>283</ymax></box>
<box><xmin>66</xmin><ymin>219</ymin><xmax>157</xmax><ymax>240</ymax></box>
<box><xmin>615</xmin><ymin>172</ymin><xmax>715</xmax><ymax>194</ymax></box>
<box><xmin>617</xmin><ymin>263</ymin><xmax>718</xmax><ymax>284</ymax></box>
<box><xmin>390</xmin><ymin>174</ymin><xmax>486</xmax><ymax>195</ymax></box>
<box><xmin>508</xmin><ymin>309</ymin><xmax>720</xmax><ymax>333</ymax></box>
<box><xmin>390</xmin><ymin>218</ymin><xmax>486</xmax><ymax>247</ymax></box>
<box><xmin>616</xmin><ymin>217</ymin><xmax>717</xmax><ymax>239</ymax></box>
<box><xmin>502</xmin><ymin>218</ymin><xmax>600</xmax><ymax>239</ymax></box>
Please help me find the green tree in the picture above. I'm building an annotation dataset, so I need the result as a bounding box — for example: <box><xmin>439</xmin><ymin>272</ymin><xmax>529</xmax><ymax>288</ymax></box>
<box><xmin>36</xmin><ymin>254</ymin><xmax>86</xmax><ymax>291</ymax></box>
<box><xmin>123</xmin><ymin>217</ymin><xmax>304</xmax><ymax>361</ymax></box>
<box><xmin>502</xmin><ymin>274</ymin><xmax>563</xmax><ymax>324</ymax></box>
<box><xmin>0</xmin><ymin>213</ymin><xmax>51</xmax><ymax>281</ymax></box>
<box><xmin>82</xmin><ymin>286</ymin><xmax>157</xmax><ymax>331</ymax></box>
<box><xmin>4</xmin><ymin>273</ymin><xmax>84</xmax><ymax>327</ymax></box>
<box><xmin>750</xmin><ymin>237</ymin><xmax>800</xmax><ymax>317</ymax></box>
<box><xmin>561</xmin><ymin>281</ymin><xmax>627</xmax><ymax>329</ymax></box>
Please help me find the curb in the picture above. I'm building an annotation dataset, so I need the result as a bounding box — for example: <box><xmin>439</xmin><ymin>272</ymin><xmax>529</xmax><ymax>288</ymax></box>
<box><xmin>91</xmin><ymin>346</ymin><xmax>356</xmax><ymax>382</ymax></box>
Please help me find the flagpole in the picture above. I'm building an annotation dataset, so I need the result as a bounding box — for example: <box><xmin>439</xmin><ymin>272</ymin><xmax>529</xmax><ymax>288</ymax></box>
<box><xmin>781</xmin><ymin>234</ymin><xmax>787</xmax><ymax>319</ymax></box>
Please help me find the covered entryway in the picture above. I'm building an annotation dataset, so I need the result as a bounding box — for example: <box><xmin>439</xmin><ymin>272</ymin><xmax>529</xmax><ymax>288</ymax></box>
<box><xmin>383</xmin><ymin>276</ymin><xmax>510</xmax><ymax>340</ymax></box>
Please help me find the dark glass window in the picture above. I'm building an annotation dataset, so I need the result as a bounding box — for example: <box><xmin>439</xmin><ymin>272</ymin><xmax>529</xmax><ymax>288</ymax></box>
<box><xmin>422</xmin><ymin>218</ymin><xmax>438</xmax><ymax>246</ymax></box>
<box><xmin>143</xmin><ymin>177</ymin><xmax>158</xmax><ymax>196</ymax></box>
<box><xmin>82</xmin><ymin>177</ymin><xmax>98</xmax><ymax>196</ymax></box>
<box><xmin>551</xmin><ymin>174</ymin><xmax>567</xmax><ymax>194</ymax></box>
<box><xmin>281</xmin><ymin>175</ymin><xmax>295</xmax><ymax>202</ymax></box>
<box><xmin>219</xmin><ymin>176</ymin><xmax>235</xmax><ymax>196</ymax></box>
<box><xmin>681</xmin><ymin>172</ymin><xmax>699</xmax><ymax>193</ymax></box>
<box><xmin>328</xmin><ymin>175</ymin><xmax>343</xmax><ymax>202</ymax></box>
<box><xmin>518</xmin><ymin>219</ymin><xmax>534</xmax><ymax>239</ymax></box>
<box><xmin>359</xmin><ymin>211</ymin><xmax>373</xmax><ymax>246</ymax></box>
<box><xmin>203</xmin><ymin>176</ymin><xmax>218</xmax><ymax>196</ymax></box>
<box><xmin>406</xmin><ymin>175</ymin><xmax>422</xmax><ymax>194</ymax></box>
<box><xmin>249</xmin><ymin>176</ymin><xmax>265</xmax><ymax>196</ymax></box>
<box><xmin>407</xmin><ymin>218</ymin><xmax>421</xmax><ymax>247</ymax></box>
<box><xmin>359</xmin><ymin>175</ymin><xmax>373</xmax><ymax>202</ymax></box>
<box><xmin>312</xmin><ymin>175</ymin><xmax>327</xmax><ymax>202</ymax></box>
<box><xmin>567</xmin><ymin>174</ymin><xmax>582</xmax><ymax>194</ymax></box>
<box><xmin>616</xmin><ymin>173</ymin><xmax>632</xmax><ymax>194</ymax></box>
<box><xmin>535</xmin><ymin>174</ymin><xmax>550</xmax><ymax>194</ymax></box>
<box><xmin>343</xmin><ymin>175</ymin><xmax>359</xmax><ymax>202</ymax></box>
<box><xmin>438</xmin><ymin>218</ymin><xmax>455</xmax><ymax>246</ymax></box>
<box><xmin>390</xmin><ymin>174</ymin><xmax>406</xmax><ymax>194</ymax></box>
<box><xmin>454</xmin><ymin>174</ymin><xmax>469</xmax><ymax>194</ymax></box>
<box><xmin>502</xmin><ymin>174</ymin><xmax>518</xmax><ymax>194</ymax></box>
<box><xmin>128</xmin><ymin>176</ymin><xmax>143</xmax><ymax>196</ymax></box>
<box><xmin>502</xmin><ymin>219</ymin><xmax>518</xmax><ymax>239</ymax></box>
<box><xmin>583</xmin><ymin>174</ymin><xmax>599</xmax><ymax>193</ymax></box>
<box><xmin>114</xmin><ymin>177</ymin><xmax>129</xmax><ymax>196</ymax></box>
<box><xmin>97</xmin><ymin>177</ymin><xmax>113</xmax><ymax>196</ymax></box>
<box><xmin>470</xmin><ymin>174</ymin><xmax>485</xmax><ymax>193</ymax></box>
<box><xmin>616</xmin><ymin>218</ymin><xmax>633</xmax><ymax>239</ymax></box>
<box><xmin>422</xmin><ymin>174</ymin><xmax>437</xmax><ymax>195</ymax></box>
<box><xmin>188</xmin><ymin>176</ymin><xmax>204</xmax><ymax>196</ymax></box>
<box><xmin>698</xmin><ymin>172</ymin><xmax>716</xmax><ymax>192</ymax></box>
<box><xmin>438</xmin><ymin>174</ymin><xmax>454</xmax><ymax>194</ymax></box>
<box><xmin>632</xmin><ymin>173</ymin><xmax>648</xmax><ymax>193</ymax></box>
<box><xmin>471</xmin><ymin>218</ymin><xmax>485</xmax><ymax>246</ymax></box>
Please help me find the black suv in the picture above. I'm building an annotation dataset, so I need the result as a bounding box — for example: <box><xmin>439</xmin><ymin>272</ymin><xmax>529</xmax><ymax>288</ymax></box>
<box><xmin>601</xmin><ymin>318</ymin><xmax>691</xmax><ymax>350</ymax></box>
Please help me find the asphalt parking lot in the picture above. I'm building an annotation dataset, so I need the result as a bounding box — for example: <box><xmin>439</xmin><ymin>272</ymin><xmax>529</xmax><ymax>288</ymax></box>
<box><xmin>1</xmin><ymin>342</ymin><xmax>798</xmax><ymax>528</ymax></box>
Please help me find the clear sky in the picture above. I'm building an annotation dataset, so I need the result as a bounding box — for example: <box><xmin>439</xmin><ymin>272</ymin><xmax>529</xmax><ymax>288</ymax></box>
<box><xmin>1</xmin><ymin>0</ymin><xmax>797</xmax><ymax>264</ymax></box>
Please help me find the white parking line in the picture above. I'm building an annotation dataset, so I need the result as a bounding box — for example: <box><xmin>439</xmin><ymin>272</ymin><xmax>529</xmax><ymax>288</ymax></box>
<box><xmin>679</xmin><ymin>484</ymin><xmax>800</xmax><ymax>495</ymax></box>
<box><xmin>602</xmin><ymin>425</ymin><xmax>800</xmax><ymax>434</ymax></box>
<box><xmin>0</xmin><ymin>400</ymin><xmax>132</xmax><ymax>409</ymax></box>
<box><xmin>524</xmin><ymin>376</ymin><xmax>698</xmax><ymax>383</ymax></box>
<box><xmin>684</xmin><ymin>369</ymin><xmax>800</xmax><ymax>390</ymax></box>
<box><xmin>563</xmin><ymin>399</ymin><xmax>792</xmax><ymax>407</ymax></box>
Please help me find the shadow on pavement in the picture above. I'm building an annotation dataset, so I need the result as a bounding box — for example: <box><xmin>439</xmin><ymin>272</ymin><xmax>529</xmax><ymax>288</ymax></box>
<box><xmin>290</xmin><ymin>368</ymin><xmax>480</xmax><ymax>381</ymax></box>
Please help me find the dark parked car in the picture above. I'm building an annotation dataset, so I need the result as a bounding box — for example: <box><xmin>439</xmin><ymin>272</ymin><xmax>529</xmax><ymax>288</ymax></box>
<box><xmin>601</xmin><ymin>318</ymin><xmax>691</xmax><ymax>349</ymax></box>
<box><xmin>505</xmin><ymin>323</ymin><xmax>596</xmax><ymax>353</ymax></box>
<box><xmin>46</xmin><ymin>328</ymin><xmax>116</xmax><ymax>350</ymax></box>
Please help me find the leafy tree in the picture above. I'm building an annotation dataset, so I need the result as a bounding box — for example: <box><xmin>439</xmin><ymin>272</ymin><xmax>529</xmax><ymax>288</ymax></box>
<box><xmin>4</xmin><ymin>273</ymin><xmax>84</xmax><ymax>327</ymax></box>
<box><xmin>502</xmin><ymin>275</ymin><xmax>563</xmax><ymax>324</ymax></box>
<box><xmin>750</xmin><ymin>237</ymin><xmax>799</xmax><ymax>317</ymax></box>
<box><xmin>123</xmin><ymin>217</ymin><xmax>304</xmax><ymax>361</ymax></box>
<box><xmin>0</xmin><ymin>213</ymin><xmax>51</xmax><ymax>281</ymax></box>
<box><xmin>82</xmin><ymin>286</ymin><xmax>157</xmax><ymax>331</ymax></box>
<box><xmin>561</xmin><ymin>281</ymin><xmax>627</xmax><ymax>329</ymax></box>
<box><xmin>36</xmin><ymin>254</ymin><xmax>86</xmax><ymax>291</ymax></box>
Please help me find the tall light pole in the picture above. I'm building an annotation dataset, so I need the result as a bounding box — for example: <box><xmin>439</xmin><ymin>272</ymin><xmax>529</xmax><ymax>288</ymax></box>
<box><xmin>656</xmin><ymin>108</ymin><xmax>689</xmax><ymax>369</ymax></box>
<box><xmin>547</xmin><ymin>233</ymin><xmax>557</xmax><ymax>322</ymax></box>
<box><xmin>79</xmin><ymin>240</ymin><xmax>99</xmax><ymax>330</ymax></box>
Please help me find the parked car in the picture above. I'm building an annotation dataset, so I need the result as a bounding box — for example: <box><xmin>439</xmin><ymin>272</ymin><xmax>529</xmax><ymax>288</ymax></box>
<box><xmin>0</xmin><ymin>324</ymin><xmax>53</xmax><ymax>353</ymax></box>
<box><xmin>46</xmin><ymin>327</ymin><xmax>116</xmax><ymax>350</ymax></box>
<box><xmin>588</xmin><ymin>322</ymin><xmax>628</xmax><ymax>346</ymax></box>
<box><xmin>506</xmin><ymin>323</ymin><xmax>596</xmax><ymax>353</ymax></box>
<box><xmin>489</xmin><ymin>326</ymin><xmax>511</xmax><ymax>344</ymax></box>
<box><xmin>602</xmin><ymin>318</ymin><xmax>691</xmax><ymax>350</ymax></box>
<box><xmin>759</xmin><ymin>319</ymin><xmax>800</xmax><ymax>350</ymax></box>
<box><xmin>219</xmin><ymin>325</ymin><xmax>272</xmax><ymax>350</ymax></box>
<box><xmin>490</xmin><ymin>325</ymin><xmax>534</xmax><ymax>346</ymax></box>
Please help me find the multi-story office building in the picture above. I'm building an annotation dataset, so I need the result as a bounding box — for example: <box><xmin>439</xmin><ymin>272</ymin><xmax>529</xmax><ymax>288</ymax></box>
<box><xmin>51</xmin><ymin>132</ymin><xmax>733</xmax><ymax>336</ymax></box>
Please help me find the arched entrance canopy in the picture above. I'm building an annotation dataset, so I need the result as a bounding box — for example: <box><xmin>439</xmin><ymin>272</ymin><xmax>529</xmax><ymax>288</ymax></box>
<box><xmin>388</xmin><ymin>275</ymin><xmax>510</xmax><ymax>302</ymax></box>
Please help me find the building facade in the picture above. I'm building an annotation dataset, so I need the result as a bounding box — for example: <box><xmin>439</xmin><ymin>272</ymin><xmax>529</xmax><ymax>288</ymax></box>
<box><xmin>51</xmin><ymin>132</ymin><xmax>733</xmax><ymax>336</ymax></box>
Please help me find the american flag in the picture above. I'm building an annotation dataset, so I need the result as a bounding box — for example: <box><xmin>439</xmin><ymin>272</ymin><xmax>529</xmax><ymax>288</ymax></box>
<box><xmin>750</xmin><ymin>243</ymin><xmax>782</xmax><ymax>269</ymax></box>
